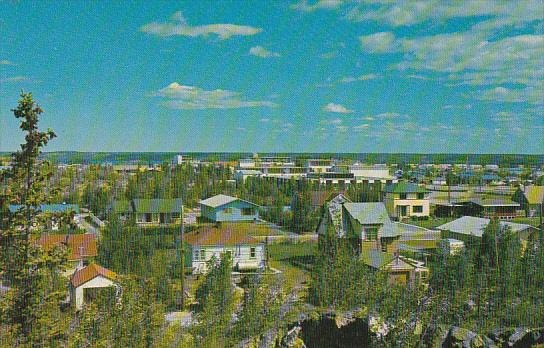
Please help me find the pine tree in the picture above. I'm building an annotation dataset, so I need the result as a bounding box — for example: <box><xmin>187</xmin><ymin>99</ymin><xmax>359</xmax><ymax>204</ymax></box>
<box><xmin>0</xmin><ymin>92</ymin><xmax>69</xmax><ymax>345</ymax></box>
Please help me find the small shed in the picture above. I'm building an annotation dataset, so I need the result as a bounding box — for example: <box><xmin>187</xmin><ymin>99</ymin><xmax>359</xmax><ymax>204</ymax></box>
<box><xmin>70</xmin><ymin>263</ymin><xmax>117</xmax><ymax>310</ymax></box>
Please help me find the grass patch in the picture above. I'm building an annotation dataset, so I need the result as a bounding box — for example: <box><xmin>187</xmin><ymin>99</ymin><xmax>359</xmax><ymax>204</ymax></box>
<box><xmin>268</xmin><ymin>241</ymin><xmax>317</xmax><ymax>291</ymax></box>
<box><xmin>407</xmin><ymin>217</ymin><xmax>456</xmax><ymax>230</ymax></box>
<box><xmin>511</xmin><ymin>217</ymin><xmax>542</xmax><ymax>227</ymax></box>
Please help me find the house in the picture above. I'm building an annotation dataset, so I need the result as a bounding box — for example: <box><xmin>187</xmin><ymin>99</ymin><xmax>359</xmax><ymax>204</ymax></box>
<box><xmin>109</xmin><ymin>198</ymin><xmax>183</xmax><ymax>225</ymax></box>
<box><xmin>432</xmin><ymin>177</ymin><xmax>447</xmax><ymax>186</ymax></box>
<box><xmin>382</xmin><ymin>182</ymin><xmax>430</xmax><ymax>220</ymax></box>
<box><xmin>341</xmin><ymin>202</ymin><xmax>401</xmax><ymax>253</ymax></box>
<box><xmin>234</xmin><ymin>169</ymin><xmax>262</xmax><ymax>183</ymax></box>
<box><xmin>440</xmin><ymin>238</ymin><xmax>465</xmax><ymax>255</ymax></box>
<box><xmin>36</xmin><ymin>233</ymin><xmax>98</xmax><ymax>275</ymax></box>
<box><xmin>9</xmin><ymin>203</ymin><xmax>80</xmax><ymax>230</ymax></box>
<box><xmin>436</xmin><ymin>216</ymin><xmax>537</xmax><ymax>243</ymax></box>
<box><xmin>70</xmin><ymin>263</ymin><xmax>117</xmax><ymax>310</ymax></box>
<box><xmin>512</xmin><ymin>186</ymin><xmax>544</xmax><ymax>217</ymax></box>
<box><xmin>467</xmin><ymin>197</ymin><xmax>523</xmax><ymax>220</ymax></box>
<box><xmin>199</xmin><ymin>194</ymin><xmax>259</xmax><ymax>222</ymax></box>
<box><xmin>184</xmin><ymin>223</ymin><xmax>267</xmax><ymax>274</ymax></box>
<box><xmin>132</xmin><ymin>198</ymin><xmax>183</xmax><ymax>225</ymax></box>
<box><xmin>361</xmin><ymin>249</ymin><xmax>428</xmax><ymax>287</ymax></box>
<box><xmin>316</xmin><ymin>193</ymin><xmax>351</xmax><ymax>236</ymax></box>
<box><xmin>348</xmin><ymin>163</ymin><xmax>397</xmax><ymax>184</ymax></box>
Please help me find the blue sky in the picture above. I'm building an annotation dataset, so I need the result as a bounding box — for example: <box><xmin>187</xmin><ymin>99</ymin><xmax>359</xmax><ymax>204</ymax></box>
<box><xmin>1</xmin><ymin>1</ymin><xmax>543</xmax><ymax>153</ymax></box>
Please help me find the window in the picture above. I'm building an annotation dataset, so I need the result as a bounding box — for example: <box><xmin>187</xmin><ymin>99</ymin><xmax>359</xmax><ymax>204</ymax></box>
<box><xmin>250</xmin><ymin>247</ymin><xmax>256</xmax><ymax>258</ymax></box>
<box><xmin>365</xmin><ymin>227</ymin><xmax>378</xmax><ymax>241</ymax></box>
<box><xmin>413</xmin><ymin>205</ymin><xmax>423</xmax><ymax>213</ymax></box>
<box><xmin>399</xmin><ymin>193</ymin><xmax>407</xmax><ymax>200</ymax></box>
<box><xmin>241</xmin><ymin>208</ymin><xmax>254</xmax><ymax>216</ymax></box>
<box><xmin>235</xmin><ymin>245</ymin><xmax>241</xmax><ymax>257</ymax></box>
<box><xmin>200</xmin><ymin>249</ymin><xmax>206</xmax><ymax>260</ymax></box>
<box><xmin>224</xmin><ymin>207</ymin><xmax>233</xmax><ymax>214</ymax></box>
<box><xmin>194</xmin><ymin>249</ymin><xmax>200</xmax><ymax>261</ymax></box>
<box><xmin>417</xmin><ymin>193</ymin><xmax>425</xmax><ymax>199</ymax></box>
<box><xmin>381</xmin><ymin>242</ymin><xmax>387</xmax><ymax>252</ymax></box>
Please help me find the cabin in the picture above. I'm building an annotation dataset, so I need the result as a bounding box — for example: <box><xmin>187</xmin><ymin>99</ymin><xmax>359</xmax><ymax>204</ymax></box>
<box><xmin>382</xmin><ymin>182</ymin><xmax>430</xmax><ymax>220</ymax></box>
<box><xmin>512</xmin><ymin>186</ymin><xmax>544</xmax><ymax>217</ymax></box>
<box><xmin>467</xmin><ymin>198</ymin><xmax>523</xmax><ymax>220</ymax></box>
<box><xmin>70</xmin><ymin>263</ymin><xmax>117</xmax><ymax>310</ymax></box>
<box><xmin>199</xmin><ymin>194</ymin><xmax>259</xmax><ymax>222</ymax></box>
<box><xmin>436</xmin><ymin>216</ymin><xmax>537</xmax><ymax>243</ymax></box>
<box><xmin>109</xmin><ymin>198</ymin><xmax>183</xmax><ymax>225</ymax></box>
<box><xmin>132</xmin><ymin>198</ymin><xmax>183</xmax><ymax>225</ymax></box>
<box><xmin>342</xmin><ymin>202</ymin><xmax>401</xmax><ymax>253</ymax></box>
<box><xmin>184</xmin><ymin>223</ymin><xmax>267</xmax><ymax>274</ymax></box>
<box><xmin>9</xmin><ymin>203</ymin><xmax>80</xmax><ymax>230</ymax></box>
<box><xmin>361</xmin><ymin>249</ymin><xmax>428</xmax><ymax>287</ymax></box>
<box><xmin>35</xmin><ymin>233</ymin><xmax>98</xmax><ymax>275</ymax></box>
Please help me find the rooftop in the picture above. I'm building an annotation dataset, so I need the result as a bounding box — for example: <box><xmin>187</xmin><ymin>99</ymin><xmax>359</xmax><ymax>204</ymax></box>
<box><xmin>199</xmin><ymin>194</ymin><xmax>258</xmax><ymax>209</ymax></box>
<box><xmin>70</xmin><ymin>263</ymin><xmax>117</xmax><ymax>288</ymax></box>
<box><xmin>343</xmin><ymin>202</ymin><xmax>400</xmax><ymax>237</ymax></box>
<box><xmin>383</xmin><ymin>182</ymin><xmax>429</xmax><ymax>194</ymax></box>
<box><xmin>436</xmin><ymin>216</ymin><xmax>535</xmax><ymax>237</ymax></box>
<box><xmin>184</xmin><ymin>223</ymin><xmax>263</xmax><ymax>246</ymax></box>
<box><xmin>133</xmin><ymin>198</ymin><xmax>183</xmax><ymax>213</ymax></box>
<box><xmin>9</xmin><ymin>203</ymin><xmax>80</xmax><ymax>214</ymax></box>
<box><xmin>36</xmin><ymin>233</ymin><xmax>97</xmax><ymax>261</ymax></box>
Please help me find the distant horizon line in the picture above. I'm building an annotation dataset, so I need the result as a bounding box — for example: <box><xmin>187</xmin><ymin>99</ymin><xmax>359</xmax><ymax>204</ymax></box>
<box><xmin>1</xmin><ymin>150</ymin><xmax>543</xmax><ymax>156</ymax></box>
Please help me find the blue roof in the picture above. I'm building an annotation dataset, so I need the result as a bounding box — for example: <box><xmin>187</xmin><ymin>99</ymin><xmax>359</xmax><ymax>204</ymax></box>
<box><xmin>9</xmin><ymin>204</ymin><xmax>80</xmax><ymax>214</ymax></box>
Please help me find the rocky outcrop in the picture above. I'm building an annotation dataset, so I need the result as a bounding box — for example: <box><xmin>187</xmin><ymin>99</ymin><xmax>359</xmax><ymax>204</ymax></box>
<box><xmin>488</xmin><ymin>327</ymin><xmax>544</xmax><ymax>347</ymax></box>
<box><xmin>432</xmin><ymin>326</ymin><xmax>544</xmax><ymax>348</ymax></box>
<box><xmin>443</xmin><ymin>326</ymin><xmax>493</xmax><ymax>348</ymax></box>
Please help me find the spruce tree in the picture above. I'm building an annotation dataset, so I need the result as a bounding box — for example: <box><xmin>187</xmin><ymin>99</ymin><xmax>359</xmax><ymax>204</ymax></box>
<box><xmin>0</xmin><ymin>92</ymin><xmax>68</xmax><ymax>345</ymax></box>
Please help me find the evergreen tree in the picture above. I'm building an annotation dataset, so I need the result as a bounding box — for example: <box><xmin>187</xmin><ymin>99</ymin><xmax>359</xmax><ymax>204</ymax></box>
<box><xmin>0</xmin><ymin>92</ymin><xmax>69</xmax><ymax>345</ymax></box>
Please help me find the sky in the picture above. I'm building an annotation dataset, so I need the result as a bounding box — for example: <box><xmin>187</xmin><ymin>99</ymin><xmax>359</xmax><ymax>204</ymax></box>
<box><xmin>1</xmin><ymin>1</ymin><xmax>543</xmax><ymax>154</ymax></box>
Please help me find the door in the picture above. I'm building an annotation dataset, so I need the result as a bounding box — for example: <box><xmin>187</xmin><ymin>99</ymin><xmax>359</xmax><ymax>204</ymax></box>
<box><xmin>399</xmin><ymin>206</ymin><xmax>407</xmax><ymax>217</ymax></box>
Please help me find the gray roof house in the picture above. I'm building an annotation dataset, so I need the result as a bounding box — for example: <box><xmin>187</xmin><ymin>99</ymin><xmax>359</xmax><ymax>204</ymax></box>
<box><xmin>436</xmin><ymin>216</ymin><xmax>537</xmax><ymax>242</ymax></box>
<box><xmin>341</xmin><ymin>202</ymin><xmax>401</xmax><ymax>254</ymax></box>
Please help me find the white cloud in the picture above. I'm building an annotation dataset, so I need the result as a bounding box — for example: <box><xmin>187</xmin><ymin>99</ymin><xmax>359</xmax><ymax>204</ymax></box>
<box><xmin>0</xmin><ymin>59</ymin><xmax>15</xmax><ymax>66</ymax></box>
<box><xmin>141</xmin><ymin>11</ymin><xmax>262</xmax><ymax>40</ymax></box>
<box><xmin>323</xmin><ymin>102</ymin><xmax>354</xmax><ymax>113</ymax></box>
<box><xmin>154</xmin><ymin>82</ymin><xmax>278</xmax><ymax>109</ymax></box>
<box><xmin>335</xmin><ymin>125</ymin><xmax>349</xmax><ymax>132</ymax></box>
<box><xmin>361</xmin><ymin>116</ymin><xmax>375</xmax><ymax>121</ymax></box>
<box><xmin>477</xmin><ymin>85</ymin><xmax>544</xmax><ymax>105</ymax></box>
<box><xmin>260</xmin><ymin>118</ymin><xmax>271</xmax><ymax>122</ymax></box>
<box><xmin>291</xmin><ymin>0</ymin><xmax>344</xmax><ymax>12</ymax></box>
<box><xmin>319</xmin><ymin>51</ymin><xmax>338</xmax><ymax>59</ymax></box>
<box><xmin>347</xmin><ymin>1</ymin><xmax>542</xmax><ymax>28</ymax></box>
<box><xmin>375</xmin><ymin>112</ymin><xmax>409</xmax><ymax>118</ymax></box>
<box><xmin>353</xmin><ymin>123</ymin><xmax>369</xmax><ymax>131</ymax></box>
<box><xmin>359</xmin><ymin>32</ymin><xmax>397</xmax><ymax>53</ymax></box>
<box><xmin>321</xmin><ymin>118</ymin><xmax>343</xmax><ymax>125</ymax></box>
<box><xmin>0</xmin><ymin>76</ymin><xmax>32</xmax><ymax>83</ymax></box>
<box><xmin>249</xmin><ymin>46</ymin><xmax>280</xmax><ymax>58</ymax></box>
<box><xmin>339</xmin><ymin>73</ymin><xmax>379</xmax><ymax>83</ymax></box>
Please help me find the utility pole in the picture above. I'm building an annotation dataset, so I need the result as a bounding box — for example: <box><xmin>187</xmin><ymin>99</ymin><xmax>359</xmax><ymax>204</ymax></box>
<box><xmin>179</xmin><ymin>204</ymin><xmax>185</xmax><ymax>309</ymax></box>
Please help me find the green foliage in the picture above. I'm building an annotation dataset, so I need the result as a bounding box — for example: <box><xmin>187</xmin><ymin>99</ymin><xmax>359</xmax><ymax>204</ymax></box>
<box><xmin>0</xmin><ymin>92</ymin><xmax>70</xmax><ymax>345</ymax></box>
<box><xmin>193</xmin><ymin>255</ymin><xmax>235</xmax><ymax>347</ymax></box>
<box><xmin>68</xmin><ymin>277</ymin><xmax>165</xmax><ymax>348</ymax></box>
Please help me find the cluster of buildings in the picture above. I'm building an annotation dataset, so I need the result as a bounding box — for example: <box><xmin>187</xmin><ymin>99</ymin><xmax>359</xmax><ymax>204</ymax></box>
<box><xmin>234</xmin><ymin>155</ymin><xmax>398</xmax><ymax>186</ymax></box>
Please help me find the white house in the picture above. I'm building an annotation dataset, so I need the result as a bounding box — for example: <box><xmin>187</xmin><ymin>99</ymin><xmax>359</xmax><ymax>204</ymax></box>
<box><xmin>184</xmin><ymin>223</ymin><xmax>267</xmax><ymax>274</ymax></box>
<box><xmin>234</xmin><ymin>169</ymin><xmax>262</xmax><ymax>183</ymax></box>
